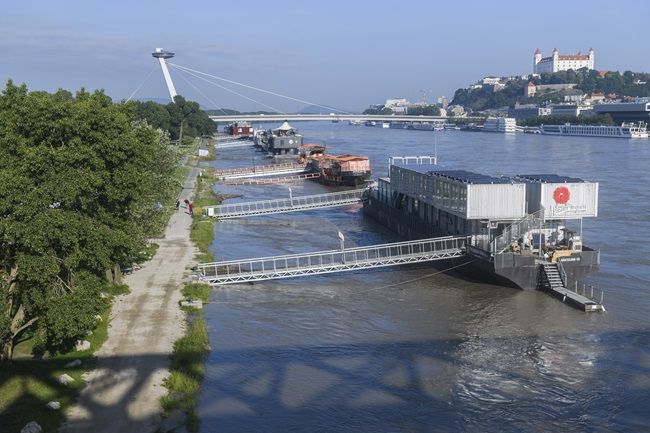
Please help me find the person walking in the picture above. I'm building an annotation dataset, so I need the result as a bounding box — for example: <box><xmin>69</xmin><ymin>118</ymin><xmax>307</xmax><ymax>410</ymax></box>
<box><xmin>175</xmin><ymin>199</ymin><xmax>180</xmax><ymax>211</ymax></box>
<box><xmin>188</xmin><ymin>202</ymin><xmax>194</xmax><ymax>216</ymax></box>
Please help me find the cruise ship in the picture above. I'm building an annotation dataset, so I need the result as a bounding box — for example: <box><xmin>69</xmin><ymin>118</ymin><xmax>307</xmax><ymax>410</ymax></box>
<box><xmin>483</xmin><ymin>117</ymin><xmax>517</xmax><ymax>133</ymax></box>
<box><xmin>541</xmin><ymin>122</ymin><xmax>648</xmax><ymax>138</ymax></box>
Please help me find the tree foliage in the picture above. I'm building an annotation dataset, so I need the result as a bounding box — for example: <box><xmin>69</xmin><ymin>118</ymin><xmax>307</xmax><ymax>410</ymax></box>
<box><xmin>130</xmin><ymin>96</ymin><xmax>216</xmax><ymax>143</ymax></box>
<box><xmin>451</xmin><ymin>69</ymin><xmax>650</xmax><ymax>111</ymax></box>
<box><xmin>0</xmin><ymin>81</ymin><xmax>178</xmax><ymax>360</ymax></box>
<box><xmin>518</xmin><ymin>113</ymin><xmax>615</xmax><ymax>127</ymax></box>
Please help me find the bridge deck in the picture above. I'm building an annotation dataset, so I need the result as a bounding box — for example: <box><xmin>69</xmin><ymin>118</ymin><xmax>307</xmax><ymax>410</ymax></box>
<box><xmin>214</xmin><ymin>162</ymin><xmax>307</xmax><ymax>180</ymax></box>
<box><xmin>197</xmin><ymin>236</ymin><xmax>469</xmax><ymax>284</ymax></box>
<box><xmin>203</xmin><ymin>189</ymin><xmax>366</xmax><ymax>219</ymax></box>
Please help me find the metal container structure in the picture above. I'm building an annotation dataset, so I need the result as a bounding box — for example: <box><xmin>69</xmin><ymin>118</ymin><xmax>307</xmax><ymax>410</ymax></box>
<box><xmin>389</xmin><ymin>165</ymin><xmax>527</xmax><ymax>221</ymax></box>
<box><xmin>517</xmin><ymin>175</ymin><xmax>599</xmax><ymax>219</ymax></box>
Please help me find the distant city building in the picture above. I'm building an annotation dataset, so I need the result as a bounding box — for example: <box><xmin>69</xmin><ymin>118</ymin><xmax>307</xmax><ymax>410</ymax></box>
<box><xmin>526</xmin><ymin>82</ymin><xmax>577</xmax><ymax>97</ymax></box>
<box><xmin>534</xmin><ymin>48</ymin><xmax>595</xmax><ymax>74</ymax></box>
<box><xmin>448</xmin><ymin>105</ymin><xmax>466</xmax><ymax>117</ymax></box>
<box><xmin>550</xmin><ymin>104</ymin><xmax>593</xmax><ymax>117</ymax></box>
<box><xmin>482</xmin><ymin>77</ymin><xmax>501</xmax><ymax>85</ymax></box>
<box><xmin>384</xmin><ymin>98</ymin><xmax>410</xmax><ymax>114</ymax></box>
<box><xmin>508</xmin><ymin>104</ymin><xmax>552</xmax><ymax>120</ymax></box>
<box><xmin>437</xmin><ymin>96</ymin><xmax>448</xmax><ymax>108</ymax></box>
<box><xmin>592</xmin><ymin>101</ymin><xmax>650</xmax><ymax>123</ymax></box>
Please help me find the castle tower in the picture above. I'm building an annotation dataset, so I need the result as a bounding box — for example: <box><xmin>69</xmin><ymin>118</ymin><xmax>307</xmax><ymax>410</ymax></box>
<box><xmin>534</xmin><ymin>48</ymin><xmax>542</xmax><ymax>74</ymax></box>
<box><xmin>588</xmin><ymin>47</ymin><xmax>595</xmax><ymax>69</ymax></box>
<box><xmin>552</xmin><ymin>48</ymin><xmax>559</xmax><ymax>72</ymax></box>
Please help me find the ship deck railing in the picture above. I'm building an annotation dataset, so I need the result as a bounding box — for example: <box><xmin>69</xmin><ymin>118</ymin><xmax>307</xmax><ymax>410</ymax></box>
<box><xmin>203</xmin><ymin>188</ymin><xmax>367</xmax><ymax>219</ymax></box>
<box><xmin>196</xmin><ymin>235</ymin><xmax>470</xmax><ymax>285</ymax></box>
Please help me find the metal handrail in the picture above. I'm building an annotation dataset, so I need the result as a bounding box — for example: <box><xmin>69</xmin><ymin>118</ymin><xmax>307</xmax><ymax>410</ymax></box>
<box><xmin>492</xmin><ymin>209</ymin><xmax>545</xmax><ymax>254</ymax></box>
<box><xmin>197</xmin><ymin>235</ymin><xmax>470</xmax><ymax>284</ymax></box>
<box><xmin>215</xmin><ymin>162</ymin><xmax>306</xmax><ymax>177</ymax></box>
<box><xmin>557</xmin><ymin>259</ymin><xmax>568</xmax><ymax>287</ymax></box>
<box><xmin>204</xmin><ymin>188</ymin><xmax>367</xmax><ymax>217</ymax></box>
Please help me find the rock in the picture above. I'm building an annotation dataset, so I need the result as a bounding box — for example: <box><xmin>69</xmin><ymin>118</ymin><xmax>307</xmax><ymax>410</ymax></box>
<box><xmin>21</xmin><ymin>421</ymin><xmax>42</xmax><ymax>433</ymax></box>
<box><xmin>46</xmin><ymin>401</ymin><xmax>61</xmax><ymax>410</ymax></box>
<box><xmin>83</xmin><ymin>329</ymin><xmax>93</xmax><ymax>336</ymax></box>
<box><xmin>75</xmin><ymin>339</ymin><xmax>91</xmax><ymax>351</ymax></box>
<box><xmin>94</xmin><ymin>314</ymin><xmax>103</xmax><ymax>322</ymax></box>
<box><xmin>99</xmin><ymin>291</ymin><xmax>108</xmax><ymax>299</ymax></box>
<box><xmin>65</xmin><ymin>359</ymin><xmax>82</xmax><ymax>368</ymax></box>
<box><xmin>58</xmin><ymin>373</ymin><xmax>75</xmax><ymax>385</ymax></box>
<box><xmin>180</xmin><ymin>298</ymin><xmax>203</xmax><ymax>309</ymax></box>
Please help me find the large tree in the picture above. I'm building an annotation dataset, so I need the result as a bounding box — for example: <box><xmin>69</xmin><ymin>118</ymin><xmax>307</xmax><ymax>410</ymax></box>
<box><xmin>0</xmin><ymin>81</ymin><xmax>178</xmax><ymax>361</ymax></box>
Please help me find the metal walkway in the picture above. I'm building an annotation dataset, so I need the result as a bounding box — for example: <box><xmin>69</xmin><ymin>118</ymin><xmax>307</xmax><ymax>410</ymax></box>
<box><xmin>214</xmin><ymin>162</ymin><xmax>307</xmax><ymax>180</ymax></box>
<box><xmin>214</xmin><ymin>140</ymin><xmax>255</xmax><ymax>149</ymax></box>
<box><xmin>197</xmin><ymin>236</ymin><xmax>469</xmax><ymax>284</ymax></box>
<box><xmin>203</xmin><ymin>189</ymin><xmax>366</xmax><ymax>219</ymax></box>
<box><xmin>225</xmin><ymin>172</ymin><xmax>320</xmax><ymax>186</ymax></box>
<box><xmin>540</xmin><ymin>262</ymin><xmax>604</xmax><ymax>312</ymax></box>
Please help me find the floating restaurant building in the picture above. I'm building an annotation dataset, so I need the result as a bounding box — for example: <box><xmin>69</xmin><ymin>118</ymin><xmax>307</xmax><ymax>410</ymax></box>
<box><xmin>364</xmin><ymin>158</ymin><xmax>600</xmax><ymax>291</ymax></box>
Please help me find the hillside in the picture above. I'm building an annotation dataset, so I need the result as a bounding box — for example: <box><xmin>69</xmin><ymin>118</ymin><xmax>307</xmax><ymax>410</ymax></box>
<box><xmin>451</xmin><ymin>69</ymin><xmax>650</xmax><ymax>111</ymax></box>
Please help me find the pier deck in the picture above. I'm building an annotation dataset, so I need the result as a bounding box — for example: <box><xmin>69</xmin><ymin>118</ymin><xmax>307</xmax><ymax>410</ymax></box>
<box><xmin>540</xmin><ymin>262</ymin><xmax>604</xmax><ymax>312</ymax></box>
<box><xmin>203</xmin><ymin>189</ymin><xmax>366</xmax><ymax>219</ymax></box>
<box><xmin>197</xmin><ymin>235</ymin><xmax>469</xmax><ymax>284</ymax></box>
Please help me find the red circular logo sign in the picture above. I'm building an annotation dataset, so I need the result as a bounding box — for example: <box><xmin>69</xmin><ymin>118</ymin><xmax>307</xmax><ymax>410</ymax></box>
<box><xmin>553</xmin><ymin>186</ymin><xmax>570</xmax><ymax>204</ymax></box>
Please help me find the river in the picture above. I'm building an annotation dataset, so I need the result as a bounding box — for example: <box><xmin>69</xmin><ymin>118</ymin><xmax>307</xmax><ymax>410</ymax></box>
<box><xmin>197</xmin><ymin>123</ymin><xmax>650</xmax><ymax>433</ymax></box>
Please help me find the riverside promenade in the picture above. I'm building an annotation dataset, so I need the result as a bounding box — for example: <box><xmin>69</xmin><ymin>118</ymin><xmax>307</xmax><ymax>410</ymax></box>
<box><xmin>62</xmin><ymin>167</ymin><xmax>200</xmax><ymax>433</ymax></box>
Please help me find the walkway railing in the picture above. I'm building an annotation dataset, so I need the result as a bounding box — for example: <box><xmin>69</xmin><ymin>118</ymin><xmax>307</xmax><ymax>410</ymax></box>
<box><xmin>203</xmin><ymin>189</ymin><xmax>366</xmax><ymax>219</ymax></box>
<box><xmin>214</xmin><ymin>140</ymin><xmax>254</xmax><ymax>149</ymax></box>
<box><xmin>491</xmin><ymin>209</ymin><xmax>545</xmax><ymax>253</ymax></box>
<box><xmin>225</xmin><ymin>172</ymin><xmax>320</xmax><ymax>186</ymax></box>
<box><xmin>197</xmin><ymin>235</ymin><xmax>469</xmax><ymax>284</ymax></box>
<box><xmin>214</xmin><ymin>162</ymin><xmax>307</xmax><ymax>180</ymax></box>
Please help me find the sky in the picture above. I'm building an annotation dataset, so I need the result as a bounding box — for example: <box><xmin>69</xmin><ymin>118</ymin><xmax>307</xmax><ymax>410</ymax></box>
<box><xmin>2</xmin><ymin>0</ymin><xmax>649</xmax><ymax>113</ymax></box>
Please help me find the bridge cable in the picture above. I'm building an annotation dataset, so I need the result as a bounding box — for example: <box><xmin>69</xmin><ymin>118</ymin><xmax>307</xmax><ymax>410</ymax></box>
<box><xmin>168</xmin><ymin>62</ymin><xmax>351</xmax><ymax>114</ymax></box>
<box><xmin>125</xmin><ymin>64</ymin><xmax>158</xmax><ymax>102</ymax></box>
<box><xmin>170</xmin><ymin>67</ymin><xmax>229</xmax><ymax>115</ymax></box>
<box><xmin>171</xmin><ymin>64</ymin><xmax>285</xmax><ymax>114</ymax></box>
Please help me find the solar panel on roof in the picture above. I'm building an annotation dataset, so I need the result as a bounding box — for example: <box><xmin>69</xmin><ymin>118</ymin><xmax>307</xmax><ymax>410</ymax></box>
<box><xmin>516</xmin><ymin>174</ymin><xmax>584</xmax><ymax>183</ymax></box>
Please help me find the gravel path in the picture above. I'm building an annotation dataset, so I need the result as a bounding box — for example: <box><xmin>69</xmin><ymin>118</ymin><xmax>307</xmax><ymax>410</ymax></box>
<box><xmin>62</xmin><ymin>167</ymin><xmax>201</xmax><ymax>433</ymax></box>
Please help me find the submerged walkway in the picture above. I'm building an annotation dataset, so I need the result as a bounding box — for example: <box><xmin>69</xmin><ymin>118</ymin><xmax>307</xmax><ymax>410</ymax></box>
<box><xmin>62</xmin><ymin>168</ymin><xmax>200</xmax><ymax>433</ymax></box>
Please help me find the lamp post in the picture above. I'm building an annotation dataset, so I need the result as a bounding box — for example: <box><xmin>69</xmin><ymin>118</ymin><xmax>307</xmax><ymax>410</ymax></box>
<box><xmin>338</xmin><ymin>231</ymin><xmax>345</xmax><ymax>264</ymax></box>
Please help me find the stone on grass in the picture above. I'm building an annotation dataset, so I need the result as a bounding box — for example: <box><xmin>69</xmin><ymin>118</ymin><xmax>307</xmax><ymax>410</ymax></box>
<box><xmin>58</xmin><ymin>373</ymin><xmax>75</xmax><ymax>385</ymax></box>
<box><xmin>99</xmin><ymin>291</ymin><xmax>108</xmax><ymax>299</ymax></box>
<box><xmin>46</xmin><ymin>401</ymin><xmax>61</xmax><ymax>410</ymax></box>
<box><xmin>75</xmin><ymin>339</ymin><xmax>91</xmax><ymax>351</ymax></box>
<box><xmin>180</xmin><ymin>298</ymin><xmax>203</xmax><ymax>309</ymax></box>
<box><xmin>83</xmin><ymin>329</ymin><xmax>93</xmax><ymax>336</ymax></box>
<box><xmin>21</xmin><ymin>421</ymin><xmax>42</xmax><ymax>433</ymax></box>
<box><xmin>94</xmin><ymin>314</ymin><xmax>103</xmax><ymax>322</ymax></box>
<box><xmin>65</xmin><ymin>359</ymin><xmax>82</xmax><ymax>368</ymax></box>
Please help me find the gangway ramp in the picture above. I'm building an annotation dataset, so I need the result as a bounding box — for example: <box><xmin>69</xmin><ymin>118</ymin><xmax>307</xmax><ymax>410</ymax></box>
<box><xmin>214</xmin><ymin>162</ymin><xmax>307</xmax><ymax>180</ymax></box>
<box><xmin>215</xmin><ymin>140</ymin><xmax>254</xmax><ymax>149</ymax></box>
<box><xmin>203</xmin><ymin>189</ymin><xmax>366</xmax><ymax>219</ymax></box>
<box><xmin>197</xmin><ymin>236</ymin><xmax>470</xmax><ymax>285</ymax></box>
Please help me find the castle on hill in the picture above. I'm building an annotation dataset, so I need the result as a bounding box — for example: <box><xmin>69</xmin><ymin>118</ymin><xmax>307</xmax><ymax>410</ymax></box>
<box><xmin>534</xmin><ymin>48</ymin><xmax>594</xmax><ymax>74</ymax></box>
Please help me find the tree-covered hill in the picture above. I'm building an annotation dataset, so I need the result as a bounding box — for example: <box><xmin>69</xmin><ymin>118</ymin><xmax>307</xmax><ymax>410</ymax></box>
<box><xmin>451</xmin><ymin>69</ymin><xmax>650</xmax><ymax>111</ymax></box>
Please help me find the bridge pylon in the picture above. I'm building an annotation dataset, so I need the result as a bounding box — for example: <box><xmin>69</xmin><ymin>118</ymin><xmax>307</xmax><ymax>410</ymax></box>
<box><xmin>152</xmin><ymin>48</ymin><xmax>178</xmax><ymax>102</ymax></box>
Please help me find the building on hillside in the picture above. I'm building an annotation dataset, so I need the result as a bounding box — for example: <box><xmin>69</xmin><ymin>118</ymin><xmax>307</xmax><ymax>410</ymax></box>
<box><xmin>592</xmin><ymin>101</ymin><xmax>650</xmax><ymax>123</ymax></box>
<box><xmin>526</xmin><ymin>82</ymin><xmax>577</xmax><ymax>97</ymax></box>
<box><xmin>482</xmin><ymin>77</ymin><xmax>502</xmax><ymax>85</ymax></box>
<box><xmin>550</xmin><ymin>104</ymin><xmax>593</xmax><ymax>117</ymax></box>
<box><xmin>508</xmin><ymin>104</ymin><xmax>552</xmax><ymax>120</ymax></box>
<box><xmin>385</xmin><ymin>98</ymin><xmax>410</xmax><ymax>114</ymax></box>
<box><xmin>448</xmin><ymin>105</ymin><xmax>466</xmax><ymax>117</ymax></box>
<box><xmin>534</xmin><ymin>48</ymin><xmax>594</xmax><ymax>74</ymax></box>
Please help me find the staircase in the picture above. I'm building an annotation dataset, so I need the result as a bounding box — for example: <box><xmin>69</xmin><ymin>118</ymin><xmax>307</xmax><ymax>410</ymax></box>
<box><xmin>539</xmin><ymin>262</ymin><xmax>604</xmax><ymax>312</ymax></box>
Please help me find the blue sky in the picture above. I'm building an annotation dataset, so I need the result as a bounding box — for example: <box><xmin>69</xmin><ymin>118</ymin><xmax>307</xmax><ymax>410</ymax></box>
<box><xmin>2</xmin><ymin>0</ymin><xmax>649</xmax><ymax>112</ymax></box>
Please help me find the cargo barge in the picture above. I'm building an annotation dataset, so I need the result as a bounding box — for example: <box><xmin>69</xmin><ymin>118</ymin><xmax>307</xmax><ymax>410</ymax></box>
<box><xmin>363</xmin><ymin>157</ymin><xmax>600</xmax><ymax>292</ymax></box>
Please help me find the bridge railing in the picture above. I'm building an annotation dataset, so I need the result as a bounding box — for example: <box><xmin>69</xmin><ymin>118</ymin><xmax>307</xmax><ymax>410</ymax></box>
<box><xmin>214</xmin><ymin>162</ymin><xmax>306</xmax><ymax>178</ymax></box>
<box><xmin>197</xmin><ymin>235</ymin><xmax>469</xmax><ymax>282</ymax></box>
<box><xmin>203</xmin><ymin>188</ymin><xmax>366</xmax><ymax>218</ymax></box>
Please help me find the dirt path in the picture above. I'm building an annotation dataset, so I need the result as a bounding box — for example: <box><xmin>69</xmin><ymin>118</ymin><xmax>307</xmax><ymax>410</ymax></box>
<box><xmin>62</xmin><ymin>167</ymin><xmax>201</xmax><ymax>433</ymax></box>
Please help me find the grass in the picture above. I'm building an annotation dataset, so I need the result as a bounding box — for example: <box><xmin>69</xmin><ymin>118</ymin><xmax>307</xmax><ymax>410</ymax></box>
<box><xmin>161</xmin><ymin>283</ymin><xmax>211</xmax><ymax>433</ymax></box>
<box><xmin>0</xmin><ymin>283</ymin><xmax>129</xmax><ymax>432</ymax></box>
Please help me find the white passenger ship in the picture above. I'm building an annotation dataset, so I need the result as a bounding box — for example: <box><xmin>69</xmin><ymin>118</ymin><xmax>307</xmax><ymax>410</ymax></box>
<box><xmin>541</xmin><ymin>122</ymin><xmax>648</xmax><ymax>138</ymax></box>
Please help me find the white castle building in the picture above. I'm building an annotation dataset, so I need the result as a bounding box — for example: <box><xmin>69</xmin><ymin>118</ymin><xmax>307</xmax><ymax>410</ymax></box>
<box><xmin>534</xmin><ymin>48</ymin><xmax>594</xmax><ymax>74</ymax></box>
